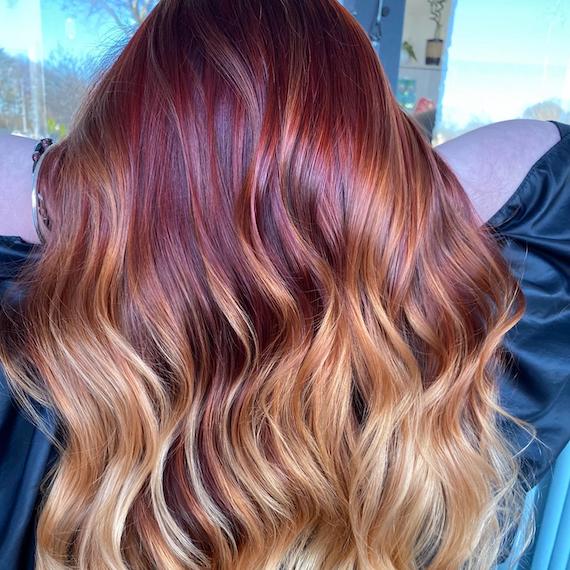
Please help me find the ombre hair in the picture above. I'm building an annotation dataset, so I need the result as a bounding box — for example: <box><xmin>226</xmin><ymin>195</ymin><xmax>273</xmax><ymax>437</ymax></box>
<box><xmin>1</xmin><ymin>0</ymin><xmax>533</xmax><ymax>568</ymax></box>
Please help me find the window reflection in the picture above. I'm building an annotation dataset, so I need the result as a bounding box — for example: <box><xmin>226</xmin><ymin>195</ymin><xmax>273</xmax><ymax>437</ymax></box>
<box><xmin>0</xmin><ymin>0</ymin><xmax>157</xmax><ymax>138</ymax></box>
<box><xmin>434</xmin><ymin>0</ymin><xmax>570</xmax><ymax>143</ymax></box>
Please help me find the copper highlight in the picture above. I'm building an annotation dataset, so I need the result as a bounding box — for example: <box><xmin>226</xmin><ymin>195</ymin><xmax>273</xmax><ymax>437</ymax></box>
<box><xmin>1</xmin><ymin>0</ymin><xmax>533</xmax><ymax>568</ymax></box>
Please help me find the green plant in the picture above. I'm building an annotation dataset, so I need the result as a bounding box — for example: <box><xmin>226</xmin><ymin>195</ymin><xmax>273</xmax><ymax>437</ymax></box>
<box><xmin>402</xmin><ymin>41</ymin><xmax>417</xmax><ymax>62</ymax></box>
<box><xmin>427</xmin><ymin>0</ymin><xmax>446</xmax><ymax>40</ymax></box>
<box><xmin>47</xmin><ymin>117</ymin><xmax>67</xmax><ymax>138</ymax></box>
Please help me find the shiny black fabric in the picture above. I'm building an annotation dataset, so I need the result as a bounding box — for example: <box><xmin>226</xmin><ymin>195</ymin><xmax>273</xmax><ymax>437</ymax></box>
<box><xmin>488</xmin><ymin>120</ymin><xmax>570</xmax><ymax>490</ymax></box>
<box><xmin>0</xmin><ymin>237</ymin><xmax>57</xmax><ymax>569</ymax></box>
<box><xmin>1</xmin><ymin>122</ymin><xmax>569</xmax><ymax>567</ymax></box>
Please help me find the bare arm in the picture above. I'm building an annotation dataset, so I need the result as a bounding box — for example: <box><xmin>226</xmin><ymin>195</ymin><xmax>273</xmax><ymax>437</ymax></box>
<box><xmin>0</xmin><ymin>131</ymin><xmax>41</xmax><ymax>244</ymax></box>
<box><xmin>435</xmin><ymin>119</ymin><xmax>561</xmax><ymax>223</ymax></box>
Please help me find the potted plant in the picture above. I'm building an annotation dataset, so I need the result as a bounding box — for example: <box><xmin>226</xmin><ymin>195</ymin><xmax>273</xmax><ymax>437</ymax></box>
<box><xmin>426</xmin><ymin>0</ymin><xmax>446</xmax><ymax>66</ymax></box>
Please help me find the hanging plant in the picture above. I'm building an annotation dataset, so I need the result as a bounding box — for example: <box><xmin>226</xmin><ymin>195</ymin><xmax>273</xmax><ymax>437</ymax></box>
<box><xmin>402</xmin><ymin>41</ymin><xmax>418</xmax><ymax>62</ymax></box>
<box><xmin>427</xmin><ymin>0</ymin><xmax>446</xmax><ymax>40</ymax></box>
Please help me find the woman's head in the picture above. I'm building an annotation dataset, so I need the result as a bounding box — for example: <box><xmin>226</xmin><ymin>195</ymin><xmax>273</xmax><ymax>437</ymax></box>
<box><xmin>1</xmin><ymin>0</ymin><xmax>530</xmax><ymax>568</ymax></box>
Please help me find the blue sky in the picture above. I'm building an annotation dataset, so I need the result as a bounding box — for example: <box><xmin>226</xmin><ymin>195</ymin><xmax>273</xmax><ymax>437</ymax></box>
<box><xmin>438</xmin><ymin>0</ymin><xmax>570</xmax><ymax>130</ymax></box>
<box><xmin>448</xmin><ymin>0</ymin><xmax>569</xmax><ymax>66</ymax></box>
<box><xmin>0</xmin><ymin>0</ymin><xmax>129</xmax><ymax>62</ymax></box>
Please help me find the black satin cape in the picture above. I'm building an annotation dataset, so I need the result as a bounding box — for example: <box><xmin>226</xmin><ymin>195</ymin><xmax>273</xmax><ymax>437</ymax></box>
<box><xmin>1</xmin><ymin>121</ymin><xmax>569</xmax><ymax>567</ymax></box>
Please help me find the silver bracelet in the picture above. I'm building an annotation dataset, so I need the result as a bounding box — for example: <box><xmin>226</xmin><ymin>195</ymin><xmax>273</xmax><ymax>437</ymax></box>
<box><xmin>31</xmin><ymin>143</ymin><xmax>53</xmax><ymax>244</ymax></box>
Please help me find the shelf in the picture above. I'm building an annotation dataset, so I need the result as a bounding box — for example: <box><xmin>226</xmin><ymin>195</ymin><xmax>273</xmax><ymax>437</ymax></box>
<box><xmin>399</xmin><ymin>64</ymin><xmax>442</xmax><ymax>71</ymax></box>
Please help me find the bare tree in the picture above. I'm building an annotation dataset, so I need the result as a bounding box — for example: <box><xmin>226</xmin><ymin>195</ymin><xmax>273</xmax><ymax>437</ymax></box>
<box><xmin>44</xmin><ymin>48</ymin><xmax>91</xmax><ymax>131</ymax></box>
<box><xmin>0</xmin><ymin>48</ymin><xmax>90</xmax><ymax>136</ymax></box>
<box><xmin>1</xmin><ymin>0</ymin><xmax>155</xmax><ymax>135</ymax></box>
<box><xmin>56</xmin><ymin>0</ymin><xmax>158</xmax><ymax>29</ymax></box>
<box><xmin>0</xmin><ymin>49</ymin><xmax>30</xmax><ymax>132</ymax></box>
<box><xmin>522</xmin><ymin>99</ymin><xmax>567</xmax><ymax>122</ymax></box>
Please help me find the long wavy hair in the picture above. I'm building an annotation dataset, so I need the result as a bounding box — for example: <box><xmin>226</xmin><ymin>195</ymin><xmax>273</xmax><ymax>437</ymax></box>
<box><xmin>0</xmin><ymin>0</ymin><xmax>533</xmax><ymax>568</ymax></box>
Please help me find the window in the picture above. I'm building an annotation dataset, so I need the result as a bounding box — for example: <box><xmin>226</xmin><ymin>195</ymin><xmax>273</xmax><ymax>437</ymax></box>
<box><xmin>398</xmin><ymin>0</ymin><xmax>570</xmax><ymax>143</ymax></box>
<box><xmin>0</xmin><ymin>0</ymin><xmax>157</xmax><ymax>138</ymax></box>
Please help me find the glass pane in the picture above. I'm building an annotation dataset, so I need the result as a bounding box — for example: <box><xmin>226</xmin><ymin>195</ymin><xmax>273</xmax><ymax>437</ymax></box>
<box><xmin>434</xmin><ymin>0</ymin><xmax>570</xmax><ymax>143</ymax></box>
<box><xmin>0</xmin><ymin>0</ymin><xmax>157</xmax><ymax>138</ymax></box>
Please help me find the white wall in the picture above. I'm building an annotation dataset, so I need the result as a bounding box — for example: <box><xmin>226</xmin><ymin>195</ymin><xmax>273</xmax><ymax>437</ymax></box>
<box><xmin>401</xmin><ymin>0</ymin><xmax>453</xmax><ymax>66</ymax></box>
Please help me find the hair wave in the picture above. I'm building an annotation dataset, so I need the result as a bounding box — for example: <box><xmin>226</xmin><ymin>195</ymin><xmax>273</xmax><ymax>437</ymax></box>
<box><xmin>1</xmin><ymin>0</ymin><xmax>533</xmax><ymax>568</ymax></box>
